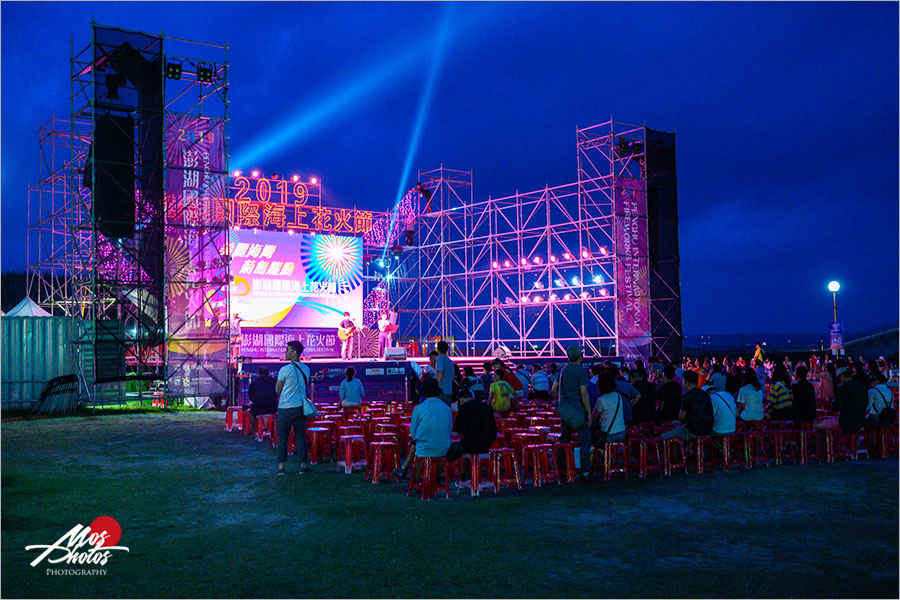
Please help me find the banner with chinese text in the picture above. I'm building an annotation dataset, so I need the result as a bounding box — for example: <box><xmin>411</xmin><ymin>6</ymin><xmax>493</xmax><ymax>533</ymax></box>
<box><xmin>615</xmin><ymin>177</ymin><xmax>651</xmax><ymax>364</ymax></box>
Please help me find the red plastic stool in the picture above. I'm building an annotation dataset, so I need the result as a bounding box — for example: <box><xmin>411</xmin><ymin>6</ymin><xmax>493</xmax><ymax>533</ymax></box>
<box><xmin>742</xmin><ymin>431</ymin><xmax>768</xmax><ymax>468</ymax></box>
<box><xmin>523</xmin><ymin>444</ymin><xmax>560</xmax><ymax>487</ymax></box>
<box><xmin>798</xmin><ymin>429</ymin><xmax>818</xmax><ymax>464</ymax></box>
<box><xmin>337</xmin><ymin>435</ymin><xmax>367</xmax><ymax>474</ymax></box>
<box><xmin>629</xmin><ymin>438</ymin><xmax>664</xmax><ymax>478</ymax></box>
<box><xmin>407</xmin><ymin>456</ymin><xmax>450</xmax><ymax>500</ymax></box>
<box><xmin>366</xmin><ymin>442</ymin><xmax>399</xmax><ymax>483</ymax></box>
<box><xmin>338</xmin><ymin>425</ymin><xmax>364</xmax><ymax>444</ymax></box>
<box><xmin>372</xmin><ymin>432</ymin><xmax>399</xmax><ymax>445</ymax></box>
<box><xmin>530</xmin><ymin>426</ymin><xmax>552</xmax><ymax>443</ymax></box>
<box><xmin>489</xmin><ymin>448</ymin><xmax>522</xmax><ymax>491</ymax></box>
<box><xmin>255</xmin><ymin>414</ymin><xmax>276</xmax><ymax>443</ymax></box>
<box><xmin>845</xmin><ymin>430</ymin><xmax>869</xmax><ymax>460</ymax></box>
<box><xmin>242</xmin><ymin>410</ymin><xmax>254</xmax><ymax>436</ymax></box>
<box><xmin>661</xmin><ymin>438</ymin><xmax>688</xmax><ymax>476</ymax></box>
<box><xmin>553</xmin><ymin>441</ymin><xmax>579</xmax><ymax>483</ymax></box>
<box><xmin>602</xmin><ymin>441</ymin><xmax>629</xmax><ymax>481</ymax></box>
<box><xmin>307</xmin><ymin>427</ymin><xmax>334</xmax><ymax>464</ymax></box>
<box><xmin>512</xmin><ymin>432</ymin><xmax>540</xmax><ymax>466</ymax></box>
<box><xmin>715</xmin><ymin>435</ymin><xmax>743</xmax><ymax>472</ymax></box>
<box><xmin>457</xmin><ymin>453</ymin><xmax>495</xmax><ymax>496</ymax></box>
<box><xmin>225</xmin><ymin>406</ymin><xmax>244</xmax><ymax>431</ymax></box>
<box><xmin>688</xmin><ymin>437</ymin><xmax>713</xmax><ymax>474</ymax></box>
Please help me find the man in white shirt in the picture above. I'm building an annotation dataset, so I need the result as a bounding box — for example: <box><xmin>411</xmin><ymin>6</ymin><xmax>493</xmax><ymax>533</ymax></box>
<box><xmin>709</xmin><ymin>387</ymin><xmax>737</xmax><ymax>436</ymax></box>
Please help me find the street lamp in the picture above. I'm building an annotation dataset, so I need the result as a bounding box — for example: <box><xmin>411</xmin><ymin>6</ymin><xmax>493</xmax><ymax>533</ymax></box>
<box><xmin>827</xmin><ymin>280</ymin><xmax>840</xmax><ymax>322</ymax></box>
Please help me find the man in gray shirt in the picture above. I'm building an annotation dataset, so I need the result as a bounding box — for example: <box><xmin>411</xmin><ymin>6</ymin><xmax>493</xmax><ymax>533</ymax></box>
<box><xmin>551</xmin><ymin>346</ymin><xmax>593</xmax><ymax>480</ymax></box>
<box><xmin>434</xmin><ymin>340</ymin><xmax>455</xmax><ymax>404</ymax></box>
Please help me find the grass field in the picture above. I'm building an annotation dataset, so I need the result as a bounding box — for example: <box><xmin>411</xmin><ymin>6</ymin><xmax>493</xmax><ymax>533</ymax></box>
<box><xmin>2</xmin><ymin>411</ymin><xmax>897</xmax><ymax>598</ymax></box>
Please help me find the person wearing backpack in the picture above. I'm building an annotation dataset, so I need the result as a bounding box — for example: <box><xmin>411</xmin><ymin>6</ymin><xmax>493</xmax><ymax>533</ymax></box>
<box><xmin>551</xmin><ymin>346</ymin><xmax>593</xmax><ymax>480</ymax></box>
<box><xmin>488</xmin><ymin>370</ymin><xmax>515</xmax><ymax>414</ymax></box>
<box><xmin>867</xmin><ymin>373</ymin><xmax>895</xmax><ymax>426</ymax></box>
<box><xmin>275</xmin><ymin>340</ymin><xmax>313</xmax><ymax>476</ymax></box>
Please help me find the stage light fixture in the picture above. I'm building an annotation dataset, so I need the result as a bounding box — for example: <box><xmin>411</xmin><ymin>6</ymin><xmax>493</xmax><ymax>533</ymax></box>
<box><xmin>251</xmin><ymin>170</ymin><xmax>260</xmax><ymax>178</ymax></box>
<box><xmin>549</xmin><ymin>294</ymin><xmax>558</xmax><ymax>301</ymax></box>
<box><xmin>571</xmin><ymin>276</ymin><xmax>579</xmax><ymax>285</ymax></box>
<box><xmin>534</xmin><ymin>281</ymin><xmax>544</xmax><ymax>289</ymax></box>
<box><xmin>291</xmin><ymin>175</ymin><xmax>300</xmax><ymax>182</ymax></box>
<box><xmin>377</xmin><ymin>259</ymin><xmax>385</xmax><ymax>268</ymax></box>
<box><xmin>310</xmin><ymin>177</ymin><xmax>318</xmax><ymax>184</ymax></box>
<box><xmin>521</xmin><ymin>296</ymin><xmax>529</xmax><ymax>303</ymax></box>
<box><xmin>197</xmin><ymin>65</ymin><xmax>214</xmax><ymax>84</ymax></box>
<box><xmin>521</xmin><ymin>258</ymin><xmax>528</xmax><ymax>266</ymax></box>
<box><xmin>492</xmin><ymin>261</ymin><xmax>499</xmax><ymax>269</ymax></box>
<box><xmin>554</xmin><ymin>279</ymin><xmax>563</xmax><ymax>287</ymax></box>
<box><xmin>550</xmin><ymin>255</ymin><xmax>558</xmax><ymax>263</ymax></box>
<box><xmin>599</xmin><ymin>288</ymin><xmax>609</xmax><ymax>297</ymax></box>
<box><xmin>599</xmin><ymin>246</ymin><xmax>609</xmax><ymax>256</ymax></box>
<box><xmin>533</xmin><ymin>256</ymin><xmax>542</xmax><ymax>264</ymax></box>
<box><xmin>593</xmin><ymin>275</ymin><xmax>604</xmax><ymax>284</ymax></box>
<box><xmin>533</xmin><ymin>295</ymin><xmax>542</xmax><ymax>303</ymax></box>
<box><xmin>165</xmin><ymin>62</ymin><xmax>183</xmax><ymax>80</ymax></box>
<box><xmin>581</xmin><ymin>250</ymin><xmax>590</xmax><ymax>259</ymax></box>
<box><xmin>562</xmin><ymin>252</ymin><xmax>571</xmax><ymax>260</ymax></box>
<box><xmin>232</xmin><ymin>170</ymin><xmax>242</xmax><ymax>177</ymax></box>
<box><xmin>581</xmin><ymin>291</ymin><xmax>590</xmax><ymax>299</ymax></box>
<box><xmin>503</xmin><ymin>260</ymin><xmax>511</xmax><ymax>268</ymax></box>
<box><xmin>563</xmin><ymin>293</ymin><xmax>572</xmax><ymax>301</ymax></box>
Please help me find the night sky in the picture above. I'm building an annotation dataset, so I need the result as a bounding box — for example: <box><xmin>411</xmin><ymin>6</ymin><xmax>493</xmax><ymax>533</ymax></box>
<box><xmin>2</xmin><ymin>2</ymin><xmax>897</xmax><ymax>337</ymax></box>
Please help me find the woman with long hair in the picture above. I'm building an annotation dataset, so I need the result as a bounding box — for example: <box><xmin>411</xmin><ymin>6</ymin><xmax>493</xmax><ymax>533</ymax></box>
<box><xmin>817</xmin><ymin>362</ymin><xmax>836</xmax><ymax>407</ymax></box>
<box><xmin>736</xmin><ymin>367</ymin><xmax>764</xmax><ymax>421</ymax></box>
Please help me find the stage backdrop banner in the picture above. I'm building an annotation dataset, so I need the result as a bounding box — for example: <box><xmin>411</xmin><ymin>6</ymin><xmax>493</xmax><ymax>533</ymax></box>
<box><xmin>241</xmin><ymin>328</ymin><xmax>339</xmax><ymax>359</ymax></box>
<box><xmin>165</xmin><ymin>115</ymin><xmax>230</xmax><ymax>397</ymax></box>
<box><xmin>615</xmin><ymin>177</ymin><xmax>651</xmax><ymax>364</ymax></box>
<box><xmin>230</xmin><ymin>228</ymin><xmax>363</xmax><ymax>328</ymax></box>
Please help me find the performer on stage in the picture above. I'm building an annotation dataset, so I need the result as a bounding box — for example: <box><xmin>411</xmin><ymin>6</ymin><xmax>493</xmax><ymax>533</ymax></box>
<box><xmin>338</xmin><ymin>311</ymin><xmax>356</xmax><ymax>360</ymax></box>
<box><xmin>377</xmin><ymin>312</ymin><xmax>392</xmax><ymax>359</ymax></box>
<box><xmin>230</xmin><ymin>313</ymin><xmax>244</xmax><ymax>368</ymax></box>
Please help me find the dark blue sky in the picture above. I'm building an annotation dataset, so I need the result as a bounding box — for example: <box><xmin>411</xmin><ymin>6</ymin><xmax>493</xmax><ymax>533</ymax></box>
<box><xmin>2</xmin><ymin>2</ymin><xmax>897</xmax><ymax>336</ymax></box>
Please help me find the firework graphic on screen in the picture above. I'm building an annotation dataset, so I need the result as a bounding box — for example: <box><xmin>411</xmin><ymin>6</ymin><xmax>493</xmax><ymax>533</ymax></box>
<box><xmin>299</xmin><ymin>234</ymin><xmax>363</xmax><ymax>291</ymax></box>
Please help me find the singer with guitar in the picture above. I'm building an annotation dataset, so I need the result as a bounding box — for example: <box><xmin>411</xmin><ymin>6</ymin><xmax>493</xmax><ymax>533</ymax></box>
<box><xmin>338</xmin><ymin>311</ymin><xmax>357</xmax><ymax>360</ymax></box>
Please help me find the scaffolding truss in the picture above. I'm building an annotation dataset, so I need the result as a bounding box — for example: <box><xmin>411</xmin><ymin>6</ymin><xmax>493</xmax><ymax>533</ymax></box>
<box><xmin>27</xmin><ymin>22</ymin><xmax>230</xmax><ymax>404</ymax></box>
<box><xmin>367</xmin><ymin>120</ymin><xmax>682</xmax><ymax>361</ymax></box>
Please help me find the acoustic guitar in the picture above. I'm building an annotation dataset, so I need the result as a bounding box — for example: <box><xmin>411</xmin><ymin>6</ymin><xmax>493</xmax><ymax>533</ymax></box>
<box><xmin>338</xmin><ymin>325</ymin><xmax>356</xmax><ymax>341</ymax></box>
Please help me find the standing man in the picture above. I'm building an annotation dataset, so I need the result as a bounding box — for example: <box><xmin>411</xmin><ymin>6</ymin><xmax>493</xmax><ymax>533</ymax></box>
<box><xmin>230</xmin><ymin>313</ymin><xmax>243</xmax><ymax>367</ymax></box>
<box><xmin>338</xmin><ymin>311</ymin><xmax>356</xmax><ymax>360</ymax></box>
<box><xmin>551</xmin><ymin>346</ymin><xmax>593</xmax><ymax>481</ymax></box>
<box><xmin>377</xmin><ymin>312</ymin><xmax>391</xmax><ymax>358</ymax></box>
<box><xmin>434</xmin><ymin>340</ymin><xmax>455</xmax><ymax>405</ymax></box>
<box><xmin>275</xmin><ymin>341</ymin><xmax>313</xmax><ymax>475</ymax></box>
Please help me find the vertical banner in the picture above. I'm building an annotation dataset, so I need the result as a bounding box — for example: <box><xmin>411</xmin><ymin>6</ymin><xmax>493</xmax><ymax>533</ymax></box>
<box><xmin>165</xmin><ymin>115</ymin><xmax>229</xmax><ymax>397</ymax></box>
<box><xmin>615</xmin><ymin>177</ymin><xmax>651</xmax><ymax>363</ymax></box>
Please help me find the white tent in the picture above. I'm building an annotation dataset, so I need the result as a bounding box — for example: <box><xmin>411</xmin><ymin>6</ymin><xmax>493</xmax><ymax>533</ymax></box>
<box><xmin>4</xmin><ymin>297</ymin><xmax>52</xmax><ymax>318</ymax></box>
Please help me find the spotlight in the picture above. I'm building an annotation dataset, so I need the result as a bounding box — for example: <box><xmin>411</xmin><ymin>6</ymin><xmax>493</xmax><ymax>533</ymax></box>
<box><xmin>288</xmin><ymin>230</ymin><xmax>294</xmax><ymax>236</ymax></box>
<box><xmin>581</xmin><ymin>291</ymin><xmax>590</xmax><ymax>299</ymax></box>
<box><xmin>581</xmin><ymin>250</ymin><xmax>590</xmax><ymax>259</ymax></box>
<box><xmin>521</xmin><ymin>296</ymin><xmax>529</xmax><ymax>303</ymax></box>
<box><xmin>377</xmin><ymin>259</ymin><xmax>384</xmax><ymax>268</ymax></box>
<box><xmin>310</xmin><ymin>177</ymin><xmax>318</xmax><ymax>184</ymax></box>
<box><xmin>599</xmin><ymin>288</ymin><xmax>609</xmax><ymax>297</ymax></box>
<box><xmin>492</xmin><ymin>261</ymin><xmax>499</xmax><ymax>269</ymax></box>
<box><xmin>599</xmin><ymin>246</ymin><xmax>609</xmax><ymax>256</ymax></box>
<box><xmin>550</xmin><ymin>255</ymin><xmax>558</xmax><ymax>263</ymax></box>
<box><xmin>571</xmin><ymin>276</ymin><xmax>579</xmax><ymax>285</ymax></box>
<box><xmin>549</xmin><ymin>293</ymin><xmax>558</xmax><ymax>301</ymax></box>
<box><xmin>251</xmin><ymin>170</ymin><xmax>260</xmax><ymax>178</ymax></box>
<box><xmin>521</xmin><ymin>258</ymin><xmax>528</xmax><ymax>266</ymax></box>
<box><xmin>232</xmin><ymin>170</ymin><xmax>242</xmax><ymax>177</ymax></box>
<box><xmin>562</xmin><ymin>252</ymin><xmax>571</xmax><ymax>260</ymax></box>
<box><xmin>533</xmin><ymin>281</ymin><xmax>544</xmax><ymax>289</ymax></box>
<box><xmin>197</xmin><ymin>65</ymin><xmax>214</xmax><ymax>84</ymax></box>
<box><xmin>563</xmin><ymin>293</ymin><xmax>572</xmax><ymax>301</ymax></box>
<box><xmin>165</xmin><ymin>62</ymin><xmax>183</xmax><ymax>80</ymax></box>
<box><xmin>554</xmin><ymin>279</ymin><xmax>563</xmax><ymax>287</ymax></box>
<box><xmin>593</xmin><ymin>275</ymin><xmax>604</xmax><ymax>284</ymax></box>
<box><xmin>503</xmin><ymin>260</ymin><xmax>511</xmax><ymax>268</ymax></box>
<box><xmin>533</xmin><ymin>256</ymin><xmax>542</xmax><ymax>264</ymax></box>
<box><xmin>533</xmin><ymin>295</ymin><xmax>542</xmax><ymax>303</ymax></box>
<box><xmin>291</xmin><ymin>175</ymin><xmax>300</xmax><ymax>182</ymax></box>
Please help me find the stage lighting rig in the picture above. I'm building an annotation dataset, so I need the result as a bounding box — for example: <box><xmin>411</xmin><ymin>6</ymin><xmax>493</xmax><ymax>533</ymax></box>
<box><xmin>165</xmin><ymin>62</ymin><xmax>183</xmax><ymax>80</ymax></box>
<box><xmin>197</xmin><ymin>65</ymin><xmax>214</xmax><ymax>84</ymax></box>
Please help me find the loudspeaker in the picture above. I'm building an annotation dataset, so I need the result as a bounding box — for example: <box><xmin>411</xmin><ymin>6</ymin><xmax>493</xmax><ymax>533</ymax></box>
<box><xmin>384</xmin><ymin>347</ymin><xmax>408</xmax><ymax>360</ymax></box>
<box><xmin>84</xmin><ymin>115</ymin><xmax>135</xmax><ymax>240</ymax></box>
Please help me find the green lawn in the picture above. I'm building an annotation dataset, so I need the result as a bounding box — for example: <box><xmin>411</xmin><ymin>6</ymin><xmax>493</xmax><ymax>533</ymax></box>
<box><xmin>2</xmin><ymin>412</ymin><xmax>897</xmax><ymax>598</ymax></box>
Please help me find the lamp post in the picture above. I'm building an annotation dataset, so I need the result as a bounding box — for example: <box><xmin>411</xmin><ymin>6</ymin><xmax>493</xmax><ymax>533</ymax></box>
<box><xmin>827</xmin><ymin>280</ymin><xmax>840</xmax><ymax>322</ymax></box>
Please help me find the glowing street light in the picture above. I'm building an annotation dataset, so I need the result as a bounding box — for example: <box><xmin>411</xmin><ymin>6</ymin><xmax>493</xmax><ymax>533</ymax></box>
<box><xmin>827</xmin><ymin>280</ymin><xmax>840</xmax><ymax>322</ymax></box>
